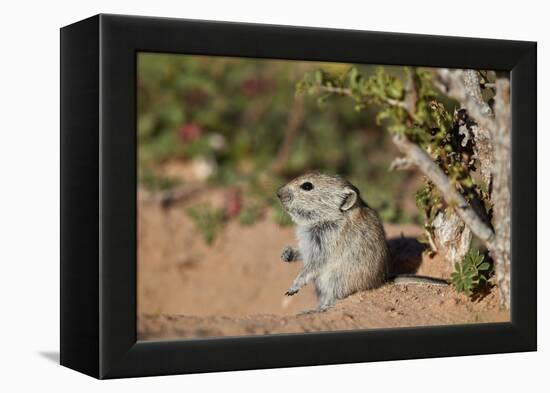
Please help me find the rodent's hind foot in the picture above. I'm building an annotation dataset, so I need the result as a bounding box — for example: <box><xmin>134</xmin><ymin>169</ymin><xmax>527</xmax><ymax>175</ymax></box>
<box><xmin>316</xmin><ymin>303</ymin><xmax>334</xmax><ymax>313</ymax></box>
<box><xmin>315</xmin><ymin>297</ymin><xmax>335</xmax><ymax>312</ymax></box>
<box><xmin>296</xmin><ymin>303</ymin><xmax>334</xmax><ymax>315</ymax></box>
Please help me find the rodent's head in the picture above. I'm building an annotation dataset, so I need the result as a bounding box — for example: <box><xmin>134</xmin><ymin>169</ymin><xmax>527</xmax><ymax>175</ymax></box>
<box><xmin>276</xmin><ymin>172</ymin><xmax>363</xmax><ymax>225</ymax></box>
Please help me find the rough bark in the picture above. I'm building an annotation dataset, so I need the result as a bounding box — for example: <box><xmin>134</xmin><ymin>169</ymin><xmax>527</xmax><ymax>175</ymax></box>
<box><xmin>488</xmin><ymin>79</ymin><xmax>511</xmax><ymax>309</ymax></box>
<box><xmin>432</xmin><ymin>212</ymin><xmax>473</xmax><ymax>266</ymax></box>
<box><xmin>424</xmin><ymin>70</ymin><xmax>510</xmax><ymax>308</ymax></box>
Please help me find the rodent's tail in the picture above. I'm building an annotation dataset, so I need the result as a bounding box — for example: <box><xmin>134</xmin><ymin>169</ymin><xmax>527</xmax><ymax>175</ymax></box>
<box><xmin>389</xmin><ymin>274</ymin><xmax>449</xmax><ymax>286</ymax></box>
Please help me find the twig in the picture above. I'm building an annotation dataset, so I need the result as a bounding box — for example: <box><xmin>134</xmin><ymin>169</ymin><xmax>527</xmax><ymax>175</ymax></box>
<box><xmin>462</xmin><ymin>70</ymin><xmax>494</xmax><ymax>117</ymax></box>
<box><xmin>403</xmin><ymin>68</ymin><xmax>418</xmax><ymax>123</ymax></box>
<box><xmin>139</xmin><ymin>185</ymin><xmax>207</xmax><ymax>208</ymax></box>
<box><xmin>389</xmin><ymin>156</ymin><xmax>414</xmax><ymax>171</ymax></box>
<box><xmin>391</xmin><ymin>133</ymin><xmax>496</xmax><ymax>249</ymax></box>
<box><xmin>271</xmin><ymin>97</ymin><xmax>305</xmax><ymax>173</ymax></box>
<box><xmin>425</xmin><ymin>229</ymin><xmax>438</xmax><ymax>254</ymax></box>
<box><xmin>316</xmin><ymin>85</ymin><xmax>409</xmax><ymax>111</ymax></box>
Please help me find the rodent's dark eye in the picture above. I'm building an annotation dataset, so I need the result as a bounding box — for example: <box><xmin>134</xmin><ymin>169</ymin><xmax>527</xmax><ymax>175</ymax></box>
<box><xmin>300</xmin><ymin>182</ymin><xmax>314</xmax><ymax>191</ymax></box>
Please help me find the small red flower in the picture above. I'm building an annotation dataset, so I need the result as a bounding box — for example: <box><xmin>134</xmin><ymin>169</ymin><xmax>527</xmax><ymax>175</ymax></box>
<box><xmin>178</xmin><ymin>122</ymin><xmax>202</xmax><ymax>142</ymax></box>
<box><xmin>225</xmin><ymin>189</ymin><xmax>242</xmax><ymax>218</ymax></box>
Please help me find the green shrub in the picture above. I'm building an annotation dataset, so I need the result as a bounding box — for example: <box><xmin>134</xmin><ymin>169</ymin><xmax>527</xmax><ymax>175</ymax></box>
<box><xmin>186</xmin><ymin>205</ymin><xmax>226</xmax><ymax>244</ymax></box>
<box><xmin>138</xmin><ymin>54</ymin><xmax>423</xmax><ymax>225</ymax></box>
<box><xmin>238</xmin><ymin>204</ymin><xmax>262</xmax><ymax>226</ymax></box>
<box><xmin>450</xmin><ymin>250</ymin><xmax>492</xmax><ymax>297</ymax></box>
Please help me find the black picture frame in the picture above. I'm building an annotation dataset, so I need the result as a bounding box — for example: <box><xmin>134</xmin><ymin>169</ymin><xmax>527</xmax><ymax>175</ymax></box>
<box><xmin>60</xmin><ymin>13</ymin><xmax>537</xmax><ymax>379</ymax></box>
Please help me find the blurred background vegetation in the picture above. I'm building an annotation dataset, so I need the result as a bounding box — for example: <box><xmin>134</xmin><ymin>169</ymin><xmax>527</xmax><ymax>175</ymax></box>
<box><xmin>138</xmin><ymin>53</ymin><xmax>421</xmax><ymax>242</ymax></box>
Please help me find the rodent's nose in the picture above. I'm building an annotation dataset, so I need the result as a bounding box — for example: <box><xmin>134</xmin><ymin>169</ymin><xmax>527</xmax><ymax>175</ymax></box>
<box><xmin>277</xmin><ymin>187</ymin><xmax>291</xmax><ymax>202</ymax></box>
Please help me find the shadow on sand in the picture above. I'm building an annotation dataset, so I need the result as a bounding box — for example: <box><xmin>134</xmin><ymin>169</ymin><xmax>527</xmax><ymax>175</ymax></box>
<box><xmin>387</xmin><ymin>235</ymin><xmax>427</xmax><ymax>276</ymax></box>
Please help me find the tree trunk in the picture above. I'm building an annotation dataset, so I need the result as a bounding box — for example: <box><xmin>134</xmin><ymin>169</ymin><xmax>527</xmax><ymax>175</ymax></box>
<box><xmin>486</xmin><ymin>79</ymin><xmax>511</xmax><ymax>309</ymax></box>
<box><xmin>435</xmin><ymin>70</ymin><xmax>511</xmax><ymax>308</ymax></box>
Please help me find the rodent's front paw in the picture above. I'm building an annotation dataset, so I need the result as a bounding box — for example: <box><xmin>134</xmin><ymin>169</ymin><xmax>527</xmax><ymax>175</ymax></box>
<box><xmin>280</xmin><ymin>246</ymin><xmax>295</xmax><ymax>262</ymax></box>
<box><xmin>285</xmin><ymin>286</ymin><xmax>299</xmax><ymax>296</ymax></box>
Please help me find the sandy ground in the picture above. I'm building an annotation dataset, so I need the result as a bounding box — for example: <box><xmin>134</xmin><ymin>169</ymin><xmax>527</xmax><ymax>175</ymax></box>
<box><xmin>137</xmin><ymin>189</ymin><xmax>508</xmax><ymax>340</ymax></box>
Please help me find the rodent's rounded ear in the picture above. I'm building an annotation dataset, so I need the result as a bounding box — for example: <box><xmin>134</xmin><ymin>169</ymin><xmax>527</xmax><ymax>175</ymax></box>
<box><xmin>340</xmin><ymin>187</ymin><xmax>357</xmax><ymax>211</ymax></box>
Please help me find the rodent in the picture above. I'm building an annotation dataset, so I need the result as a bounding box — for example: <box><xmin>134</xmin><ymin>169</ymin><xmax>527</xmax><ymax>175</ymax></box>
<box><xmin>277</xmin><ymin>172</ymin><xmax>447</xmax><ymax>311</ymax></box>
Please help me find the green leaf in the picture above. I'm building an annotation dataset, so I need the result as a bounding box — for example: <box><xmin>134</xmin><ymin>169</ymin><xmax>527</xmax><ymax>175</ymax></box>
<box><xmin>315</xmin><ymin>70</ymin><xmax>323</xmax><ymax>84</ymax></box>
<box><xmin>478</xmin><ymin>262</ymin><xmax>490</xmax><ymax>271</ymax></box>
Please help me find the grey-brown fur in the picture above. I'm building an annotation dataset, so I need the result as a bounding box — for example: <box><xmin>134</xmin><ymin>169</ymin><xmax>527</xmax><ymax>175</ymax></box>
<box><xmin>277</xmin><ymin>172</ymin><xmax>389</xmax><ymax>311</ymax></box>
